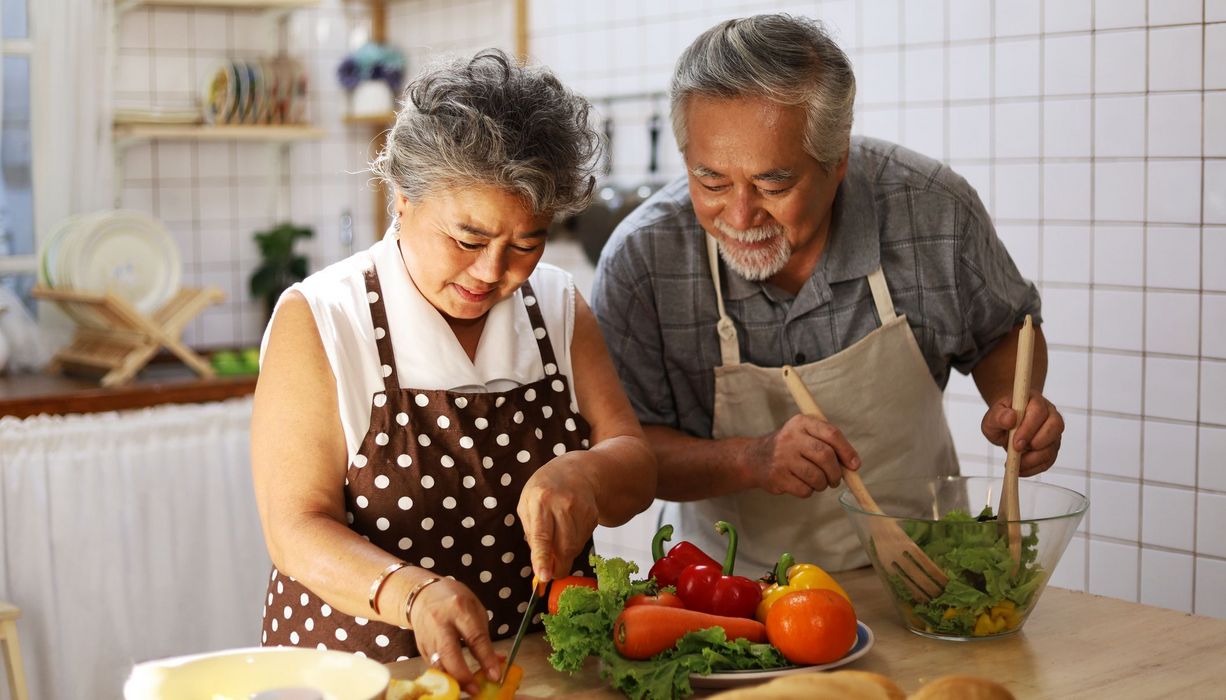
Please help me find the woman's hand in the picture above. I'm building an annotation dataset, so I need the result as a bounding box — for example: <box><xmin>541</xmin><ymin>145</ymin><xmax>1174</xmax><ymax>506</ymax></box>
<box><xmin>409</xmin><ymin>577</ymin><xmax>502</xmax><ymax>695</ymax></box>
<box><xmin>518</xmin><ymin>454</ymin><xmax>600</xmax><ymax>581</ymax></box>
<box><xmin>980</xmin><ymin>388</ymin><xmax>1064</xmax><ymax>476</ymax></box>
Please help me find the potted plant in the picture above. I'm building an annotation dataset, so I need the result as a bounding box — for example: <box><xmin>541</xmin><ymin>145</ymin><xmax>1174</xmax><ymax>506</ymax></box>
<box><xmin>249</xmin><ymin>222</ymin><xmax>313</xmax><ymax>321</ymax></box>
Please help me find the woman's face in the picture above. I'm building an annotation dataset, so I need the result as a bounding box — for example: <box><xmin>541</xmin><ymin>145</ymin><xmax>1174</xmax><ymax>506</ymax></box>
<box><xmin>396</xmin><ymin>185</ymin><xmax>551</xmax><ymax>323</ymax></box>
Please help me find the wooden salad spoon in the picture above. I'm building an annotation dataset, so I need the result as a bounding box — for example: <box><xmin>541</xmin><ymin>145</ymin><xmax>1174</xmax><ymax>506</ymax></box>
<box><xmin>997</xmin><ymin>315</ymin><xmax>1036</xmax><ymax>571</ymax></box>
<box><xmin>781</xmin><ymin>365</ymin><xmax>948</xmax><ymax>604</ymax></box>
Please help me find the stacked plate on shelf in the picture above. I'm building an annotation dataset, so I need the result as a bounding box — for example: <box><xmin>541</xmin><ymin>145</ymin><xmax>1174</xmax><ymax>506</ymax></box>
<box><xmin>39</xmin><ymin>210</ymin><xmax>182</xmax><ymax>327</ymax></box>
<box><xmin>203</xmin><ymin>56</ymin><xmax>308</xmax><ymax>125</ymax></box>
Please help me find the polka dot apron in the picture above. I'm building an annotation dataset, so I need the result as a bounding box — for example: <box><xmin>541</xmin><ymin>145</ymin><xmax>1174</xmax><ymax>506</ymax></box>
<box><xmin>261</xmin><ymin>267</ymin><xmax>595</xmax><ymax>661</ymax></box>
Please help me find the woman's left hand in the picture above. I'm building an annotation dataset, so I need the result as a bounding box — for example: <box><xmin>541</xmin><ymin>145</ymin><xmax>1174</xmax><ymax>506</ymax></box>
<box><xmin>980</xmin><ymin>388</ymin><xmax>1065</xmax><ymax>476</ymax></box>
<box><xmin>517</xmin><ymin>454</ymin><xmax>600</xmax><ymax>581</ymax></box>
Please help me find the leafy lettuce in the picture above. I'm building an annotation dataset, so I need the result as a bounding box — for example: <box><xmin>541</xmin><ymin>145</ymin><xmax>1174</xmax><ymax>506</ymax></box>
<box><xmin>542</xmin><ymin>555</ymin><xmax>787</xmax><ymax>700</ymax></box>
<box><xmin>890</xmin><ymin>507</ymin><xmax>1043</xmax><ymax>636</ymax></box>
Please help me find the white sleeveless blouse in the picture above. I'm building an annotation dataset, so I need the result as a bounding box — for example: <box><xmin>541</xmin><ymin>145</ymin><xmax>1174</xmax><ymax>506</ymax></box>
<box><xmin>261</xmin><ymin>229</ymin><xmax>580</xmax><ymax>461</ymax></box>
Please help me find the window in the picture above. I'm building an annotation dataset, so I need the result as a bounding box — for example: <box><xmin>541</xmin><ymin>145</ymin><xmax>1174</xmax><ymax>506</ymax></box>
<box><xmin>0</xmin><ymin>0</ymin><xmax>34</xmax><ymax>314</ymax></box>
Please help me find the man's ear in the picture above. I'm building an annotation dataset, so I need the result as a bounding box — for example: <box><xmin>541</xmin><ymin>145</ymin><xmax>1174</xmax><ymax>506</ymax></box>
<box><xmin>835</xmin><ymin>150</ymin><xmax>849</xmax><ymax>182</ymax></box>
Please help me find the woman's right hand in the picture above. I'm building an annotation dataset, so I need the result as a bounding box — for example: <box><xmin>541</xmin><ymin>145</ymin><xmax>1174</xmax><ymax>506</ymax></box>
<box><xmin>409</xmin><ymin>577</ymin><xmax>502</xmax><ymax>695</ymax></box>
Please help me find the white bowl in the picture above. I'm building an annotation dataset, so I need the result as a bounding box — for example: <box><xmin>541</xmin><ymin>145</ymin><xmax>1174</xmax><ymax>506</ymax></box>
<box><xmin>123</xmin><ymin>646</ymin><xmax>390</xmax><ymax>700</ymax></box>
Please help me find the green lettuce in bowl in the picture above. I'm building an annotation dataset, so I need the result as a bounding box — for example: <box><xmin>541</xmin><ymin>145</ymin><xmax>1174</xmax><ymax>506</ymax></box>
<box><xmin>840</xmin><ymin>476</ymin><xmax>1087</xmax><ymax>641</ymax></box>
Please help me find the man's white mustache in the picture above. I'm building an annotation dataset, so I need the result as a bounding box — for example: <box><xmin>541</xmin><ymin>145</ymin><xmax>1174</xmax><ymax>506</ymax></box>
<box><xmin>713</xmin><ymin>218</ymin><xmax>784</xmax><ymax>243</ymax></box>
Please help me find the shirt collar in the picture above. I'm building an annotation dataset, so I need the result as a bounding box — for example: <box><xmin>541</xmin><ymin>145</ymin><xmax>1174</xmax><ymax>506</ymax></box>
<box><xmin>372</xmin><ymin>228</ymin><xmax>539</xmax><ymax>390</ymax></box>
<box><xmin>716</xmin><ymin>152</ymin><xmax>881</xmax><ymax>301</ymax></box>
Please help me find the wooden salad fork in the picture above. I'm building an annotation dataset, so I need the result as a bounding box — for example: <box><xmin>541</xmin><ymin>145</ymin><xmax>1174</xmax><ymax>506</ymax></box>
<box><xmin>996</xmin><ymin>315</ymin><xmax>1036</xmax><ymax>572</ymax></box>
<box><xmin>781</xmin><ymin>365</ymin><xmax>949</xmax><ymax>604</ymax></box>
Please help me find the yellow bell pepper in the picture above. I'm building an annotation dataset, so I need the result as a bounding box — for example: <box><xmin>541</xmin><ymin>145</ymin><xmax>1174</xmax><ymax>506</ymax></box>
<box><xmin>972</xmin><ymin>601</ymin><xmax>1023</xmax><ymax>636</ymax></box>
<box><xmin>473</xmin><ymin>663</ymin><xmax>524</xmax><ymax>700</ymax></box>
<box><xmin>755</xmin><ymin>553</ymin><xmax>852</xmax><ymax>622</ymax></box>
<box><xmin>385</xmin><ymin>668</ymin><xmax>460</xmax><ymax>700</ymax></box>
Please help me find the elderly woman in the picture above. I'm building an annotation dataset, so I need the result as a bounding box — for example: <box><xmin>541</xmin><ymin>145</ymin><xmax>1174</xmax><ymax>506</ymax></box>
<box><xmin>251</xmin><ymin>49</ymin><xmax>656</xmax><ymax>690</ymax></box>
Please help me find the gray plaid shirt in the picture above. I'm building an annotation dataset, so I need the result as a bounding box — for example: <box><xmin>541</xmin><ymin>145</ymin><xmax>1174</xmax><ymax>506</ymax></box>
<box><xmin>590</xmin><ymin>136</ymin><xmax>1042</xmax><ymax>439</ymax></box>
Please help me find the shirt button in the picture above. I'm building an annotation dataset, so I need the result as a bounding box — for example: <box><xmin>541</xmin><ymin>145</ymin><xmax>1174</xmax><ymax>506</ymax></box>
<box><xmin>795</xmin><ymin>352</ymin><xmax>806</xmax><ymax>364</ymax></box>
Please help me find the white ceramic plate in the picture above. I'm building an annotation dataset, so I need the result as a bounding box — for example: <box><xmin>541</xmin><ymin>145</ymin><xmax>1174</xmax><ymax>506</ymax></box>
<box><xmin>39</xmin><ymin>212</ymin><xmax>113</xmax><ymax>327</ymax></box>
<box><xmin>689</xmin><ymin>620</ymin><xmax>874</xmax><ymax>689</ymax></box>
<box><xmin>202</xmin><ymin>61</ymin><xmax>234</xmax><ymax>124</ymax></box>
<box><xmin>63</xmin><ymin>210</ymin><xmax>181</xmax><ymax>316</ymax></box>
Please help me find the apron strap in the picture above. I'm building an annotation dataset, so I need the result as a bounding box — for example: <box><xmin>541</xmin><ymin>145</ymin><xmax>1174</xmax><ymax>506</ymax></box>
<box><xmin>363</xmin><ymin>265</ymin><xmax>401</xmax><ymax>392</ymax></box>
<box><xmin>705</xmin><ymin>235</ymin><xmax>741</xmax><ymax>366</ymax></box>
<box><xmin>518</xmin><ymin>280</ymin><xmax>559</xmax><ymax>371</ymax></box>
<box><xmin>866</xmin><ymin>266</ymin><xmax>897</xmax><ymax>324</ymax></box>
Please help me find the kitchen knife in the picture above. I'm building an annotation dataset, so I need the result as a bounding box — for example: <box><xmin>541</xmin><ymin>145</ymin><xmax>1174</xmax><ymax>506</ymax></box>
<box><xmin>501</xmin><ymin>576</ymin><xmax>549</xmax><ymax>681</ymax></box>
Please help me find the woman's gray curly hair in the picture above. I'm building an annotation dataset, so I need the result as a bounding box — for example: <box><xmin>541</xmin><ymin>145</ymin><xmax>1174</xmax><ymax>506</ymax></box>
<box><xmin>372</xmin><ymin>48</ymin><xmax>600</xmax><ymax>218</ymax></box>
<box><xmin>670</xmin><ymin>14</ymin><xmax>856</xmax><ymax>171</ymax></box>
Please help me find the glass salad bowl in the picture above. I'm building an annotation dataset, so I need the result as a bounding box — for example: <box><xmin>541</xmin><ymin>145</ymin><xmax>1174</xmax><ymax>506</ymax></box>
<box><xmin>838</xmin><ymin>475</ymin><xmax>1088</xmax><ymax>641</ymax></box>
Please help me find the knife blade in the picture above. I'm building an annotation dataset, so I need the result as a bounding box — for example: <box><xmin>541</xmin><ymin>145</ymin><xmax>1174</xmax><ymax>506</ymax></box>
<box><xmin>501</xmin><ymin>576</ymin><xmax>548</xmax><ymax>681</ymax></box>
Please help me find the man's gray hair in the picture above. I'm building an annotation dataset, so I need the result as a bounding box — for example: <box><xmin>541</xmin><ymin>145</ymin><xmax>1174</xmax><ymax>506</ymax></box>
<box><xmin>373</xmin><ymin>48</ymin><xmax>600</xmax><ymax>217</ymax></box>
<box><xmin>670</xmin><ymin>14</ymin><xmax>856</xmax><ymax>170</ymax></box>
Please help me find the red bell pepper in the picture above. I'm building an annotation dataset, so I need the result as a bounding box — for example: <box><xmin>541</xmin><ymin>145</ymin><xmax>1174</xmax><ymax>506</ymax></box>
<box><xmin>647</xmin><ymin>524</ymin><xmax>719</xmax><ymax>588</ymax></box>
<box><xmin>676</xmin><ymin>521</ymin><xmax>761</xmax><ymax>619</ymax></box>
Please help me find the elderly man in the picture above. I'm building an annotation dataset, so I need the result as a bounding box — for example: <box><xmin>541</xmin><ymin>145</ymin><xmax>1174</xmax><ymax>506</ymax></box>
<box><xmin>591</xmin><ymin>14</ymin><xmax>1065</xmax><ymax>575</ymax></box>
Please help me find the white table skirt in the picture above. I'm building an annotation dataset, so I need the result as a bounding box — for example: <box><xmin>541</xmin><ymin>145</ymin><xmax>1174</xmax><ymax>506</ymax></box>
<box><xmin>0</xmin><ymin>397</ymin><xmax>270</xmax><ymax>700</ymax></box>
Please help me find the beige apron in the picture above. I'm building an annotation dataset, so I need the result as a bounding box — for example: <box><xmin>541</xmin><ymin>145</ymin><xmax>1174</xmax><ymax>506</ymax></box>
<box><xmin>661</xmin><ymin>236</ymin><xmax>959</xmax><ymax>575</ymax></box>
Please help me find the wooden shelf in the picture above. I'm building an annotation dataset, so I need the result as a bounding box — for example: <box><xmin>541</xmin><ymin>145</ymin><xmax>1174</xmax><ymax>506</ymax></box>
<box><xmin>344</xmin><ymin>112</ymin><xmax>396</xmax><ymax>127</ymax></box>
<box><xmin>113</xmin><ymin>123</ymin><xmax>326</xmax><ymax>145</ymax></box>
<box><xmin>120</xmin><ymin>0</ymin><xmax>319</xmax><ymax>10</ymax></box>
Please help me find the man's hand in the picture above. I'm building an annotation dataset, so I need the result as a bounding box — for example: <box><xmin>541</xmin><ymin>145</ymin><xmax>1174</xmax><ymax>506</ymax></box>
<box><xmin>518</xmin><ymin>454</ymin><xmax>600</xmax><ymax>581</ymax></box>
<box><xmin>746</xmin><ymin>414</ymin><xmax>861</xmax><ymax>497</ymax></box>
<box><xmin>981</xmin><ymin>389</ymin><xmax>1064</xmax><ymax>476</ymax></box>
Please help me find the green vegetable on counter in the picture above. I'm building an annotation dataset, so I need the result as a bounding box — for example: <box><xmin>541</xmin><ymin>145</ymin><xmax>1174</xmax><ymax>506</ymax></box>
<box><xmin>542</xmin><ymin>554</ymin><xmax>787</xmax><ymax>700</ymax></box>
<box><xmin>888</xmin><ymin>506</ymin><xmax>1043</xmax><ymax>636</ymax></box>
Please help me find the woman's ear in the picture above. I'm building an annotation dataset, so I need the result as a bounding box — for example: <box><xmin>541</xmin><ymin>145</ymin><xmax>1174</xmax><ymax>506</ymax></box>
<box><xmin>394</xmin><ymin>191</ymin><xmax>410</xmax><ymax>219</ymax></box>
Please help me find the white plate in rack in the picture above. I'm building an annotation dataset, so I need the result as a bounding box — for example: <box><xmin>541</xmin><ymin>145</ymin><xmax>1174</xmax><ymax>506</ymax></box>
<box><xmin>61</xmin><ymin>210</ymin><xmax>181</xmax><ymax>316</ymax></box>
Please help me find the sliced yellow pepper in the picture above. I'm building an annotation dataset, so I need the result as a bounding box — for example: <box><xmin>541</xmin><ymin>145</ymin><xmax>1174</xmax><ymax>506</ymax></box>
<box><xmin>386</xmin><ymin>668</ymin><xmax>460</xmax><ymax>700</ymax></box>
<box><xmin>473</xmin><ymin>663</ymin><xmax>524</xmax><ymax>700</ymax></box>
<box><xmin>756</xmin><ymin>553</ymin><xmax>852</xmax><ymax>622</ymax></box>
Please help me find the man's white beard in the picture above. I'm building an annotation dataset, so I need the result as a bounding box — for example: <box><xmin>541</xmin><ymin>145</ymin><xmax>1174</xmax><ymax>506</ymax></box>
<box><xmin>712</xmin><ymin>219</ymin><xmax>791</xmax><ymax>281</ymax></box>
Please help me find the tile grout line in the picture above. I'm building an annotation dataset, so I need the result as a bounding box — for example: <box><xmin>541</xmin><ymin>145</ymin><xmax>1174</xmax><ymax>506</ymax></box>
<box><xmin>1134</xmin><ymin>0</ymin><xmax>1150</xmax><ymax>606</ymax></box>
<box><xmin>1083</xmin><ymin>0</ymin><xmax>1096</xmax><ymax>596</ymax></box>
<box><xmin>1192</xmin><ymin>0</ymin><xmax>1207</xmax><ymax>616</ymax></box>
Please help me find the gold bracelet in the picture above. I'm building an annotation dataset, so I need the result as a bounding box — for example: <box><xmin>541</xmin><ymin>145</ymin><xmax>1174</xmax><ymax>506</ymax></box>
<box><xmin>368</xmin><ymin>561</ymin><xmax>409</xmax><ymax>615</ymax></box>
<box><xmin>402</xmin><ymin>576</ymin><xmax>442</xmax><ymax>630</ymax></box>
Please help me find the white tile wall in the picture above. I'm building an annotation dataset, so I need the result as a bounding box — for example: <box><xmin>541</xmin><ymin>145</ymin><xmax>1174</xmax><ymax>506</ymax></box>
<box><xmin>115</xmin><ymin>1</ymin><xmax>386</xmax><ymax>348</ymax></box>
<box><xmin>112</xmin><ymin>0</ymin><xmax>1224</xmax><ymax>616</ymax></box>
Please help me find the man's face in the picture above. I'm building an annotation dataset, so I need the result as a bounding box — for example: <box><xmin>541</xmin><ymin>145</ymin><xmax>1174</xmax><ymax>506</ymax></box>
<box><xmin>682</xmin><ymin>94</ymin><xmax>847</xmax><ymax>281</ymax></box>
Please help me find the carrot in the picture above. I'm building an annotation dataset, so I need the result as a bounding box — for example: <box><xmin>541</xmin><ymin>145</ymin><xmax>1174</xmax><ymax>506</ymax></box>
<box><xmin>613</xmin><ymin>605</ymin><xmax>767</xmax><ymax>660</ymax></box>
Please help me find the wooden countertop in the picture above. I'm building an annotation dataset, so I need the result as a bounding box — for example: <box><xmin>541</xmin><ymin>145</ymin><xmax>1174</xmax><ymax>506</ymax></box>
<box><xmin>388</xmin><ymin>567</ymin><xmax>1226</xmax><ymax>698</ymax></box>
<box><xmin>0</xmin><ymin>364</ymin><xmax>256</xmax><ymax>418</ymax></box>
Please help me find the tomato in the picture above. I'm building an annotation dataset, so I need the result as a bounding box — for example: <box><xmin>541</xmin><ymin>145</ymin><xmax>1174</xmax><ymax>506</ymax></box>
<box><xmin>625</xmin><ymin>590</ymin><xmax>685</xmax><ymax>609</ymax></box>
<box><xmin>546</xmin><ymin>575</ymin><xmax>598</xmax><ymax>614</ymax></box>
<box><xmin>765</xmin><ymin>589</ymin><xmax>858</xmax><ymax>666</ymax></box>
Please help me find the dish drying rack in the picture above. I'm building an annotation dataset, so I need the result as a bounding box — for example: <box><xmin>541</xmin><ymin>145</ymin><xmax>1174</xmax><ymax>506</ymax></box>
<box><xmin>32</xmin><ymin>285</ymin><xmax>224</xmax><ymax>387</ymax></box>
